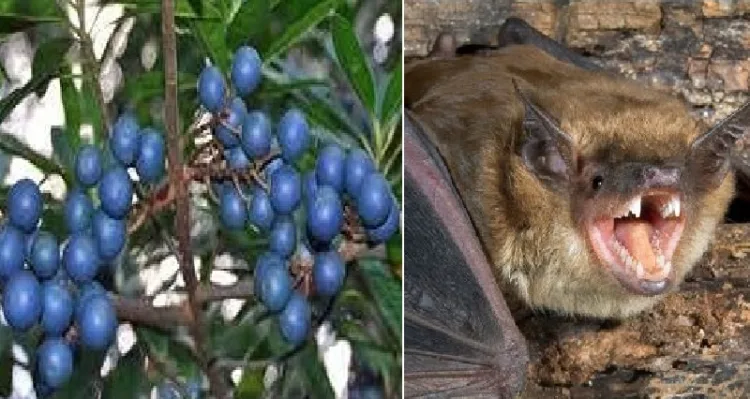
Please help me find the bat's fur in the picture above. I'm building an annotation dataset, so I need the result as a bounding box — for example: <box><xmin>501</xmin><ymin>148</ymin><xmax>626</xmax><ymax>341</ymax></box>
<box><xmin>405</xmin><ymin>45</ymin><xmax>735</xmax><ymax>319</ymax></box>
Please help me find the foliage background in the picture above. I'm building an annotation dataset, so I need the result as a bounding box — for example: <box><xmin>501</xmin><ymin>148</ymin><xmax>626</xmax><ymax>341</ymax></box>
<box><xmin>0</xmin><ymin>0</ymin><xmax>402</xmax><ymax>397</ymax></box>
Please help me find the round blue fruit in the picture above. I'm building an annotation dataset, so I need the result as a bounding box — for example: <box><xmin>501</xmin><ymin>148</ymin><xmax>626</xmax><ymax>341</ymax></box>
<box><xmin>366</xmin><ymin>198</ymin><xmax>400</xmax><ymax>243</ymax></box>
<box><xmin>345</xmin><ymin>149</ymin><xmax>375</xmax><ymax>197</ymax></box>
<box><xmin>7</xmin><ymin>178</ymin><xmax>42</xmax><ymax>233</ymax></box>
<box><xmin>241</xmin><ymin>111</ymin><xmax>271</xmax><ymax>159</ymax></box>
<box><xmin>76</xmin><ymin>281</ymin><xmax>105</xmax><ymax>319</ymax></box>
<box><xmin>248</xmin><ymin>188</ymin><xmax>274</xmax><ymax>231</ymax></box>
<box><xmin>2</xmin><ymin>270</ymin><xmax>42</xmax><ymax>331</ymax></box>
<box><xmin>36</xmin><ymin>338</ymin><xmax>73</xmax><ymax>389</ymax></box>
<box><xmin>136</xmin><ymin>129</ymin><xmax>165</xmax><ymax>183</ymax></box>
<box><xmin>98</xmin><ymin>167</ymin><xmax>133</xmax><ymax>219</ymax></box>
<box><xmin>30</xmin><ymin>231</ymin><xmax>59</xmax><ymax>279</ymax></box>
<box><xmin>313</xmin><ymin>251</ymin><xmax>345</xmax><ymax>296</ymax></box>
<box><xmin>25</xmin><ymin>230</ymin><xmax>37</xmax><ymax>260</ymax></box>
<box><xmin>111</xmin><ymin>113</ymin><xmax>141</xmax><ymax>166</ymax></box>
<box><xmin>302</xmin><ymin>171</ymin><xmax>318</xmax><ymax>209</ymax></box>
<box><xmin>270</xmin><ymin>165</ymin><xmax>301</xmax><ymax>215</ymax></box>
<box><xmin>231</xmin><ymin>46</ymin><xmax>262</xmax><ymax>96</ymax></box>
<box><xmin>0</xmin><ymin>225</ymin><xmax>25</xmax><ymax>279</ymax></box>
<box><xmin>215</xmin><ymin>97</ymin><xmax>245</xmax><ymax>148</ymax></box>
<box><xmin>356</xmin><ymin>173</ymin><xmax>393</xmax><ymax>227</ymax></box>
<box><xmin>307</xmin><ymin>186</ymin><xmax>344</xmax><ymax>243</ymax></box>
<box><xmin>253</xmin><ymin>252</ymin><xmax>285</xmax><ymax>297</ymax></box>
<box><xmin>76</xmin><ymin>294</ymin><xmax>117</xmax><ymax>350</ymax></box>
<box><xmin>63</xmin><ymin>234</ymin><xmax>100</xmax><ymax>283</ymax></box>
<box><xmin>64</xmin><ymin>189</ymin><xmax>93</xmax><ymax>234</ymax></box>
<box><xmin>259</xmin><ymin>263</ymin><xmax>292</xmax><ymax>313</ymax></box>
<box><xmin>269</xmin><ymin>217</ymin><xmax>296</xmax><ymax>259</ymax></box>
<box><xmin>279</xmin><ymin>292</ymin><xmax>310</xmax><ymax>346</ymax></box>
<box><xmin>220</xmin><ymin>186</ymin><xmax>248</xmax><ymax>230</ymax></box>
<box><xmin>75</xmin><ymin>145</ymin><xmax>103</xmax><ymax>188</ymax></box>
<box><xmin>225</xmin><ymin>147</ymin><xmax>250</xmax><ymax>170</ymax></box>
<box><xmin>92</xmin><ymin>210</ymin><xmax>126</xmax><ymax>261</ymax></box>
<box><xmin>198</xmin><ymin>65</ymin><xmax>226</xmax><ymax>113</ymax></box>
<box><xmin>277</xmin><ymin>109</ymin><xmax>310</xmax><ymax>162</ymax></box>
<box><xmin>41</xmin><ymin>281</ymin><xmax>73</xmax><ymax>335</ymax></box>
<box><xmin>316</xmin><ymin>144</ymin><xmax>346</xmax><ymax>193</ymax></box>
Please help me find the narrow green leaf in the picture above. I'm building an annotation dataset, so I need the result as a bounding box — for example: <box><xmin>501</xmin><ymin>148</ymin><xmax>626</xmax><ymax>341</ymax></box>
<box><xmin>116</xmin><ymin>0</ymin><xmax>221</xmax><ymax>19</ymax></box>
<box><xmin>102</xmin><ymin>348</ymin><xmax>149</xmax><ymax>399</ymax></box>
<box><xmin>123</xmin><ymin>71</ymin><xmax>196</xmax><ymax>106</ymax></box>
<box><xmin>358</xmin><ymin>259</ymin><xmax>402</xmax><ymax>342</ymax></box>
<box><xmin>50</xmin><ymin>127</ymin><xmax>76</xmax><ymax>184</ymax></box>
<box><xmin>0</xmin><ymin>1</ymin><xmax>64</xmax><ymax>35</ymax></box>
<box><xmin>295</xmin><ymin>344</ymin><xmax>335</xmax><ymax>399</ymax></box>
<box><xmin>31</xmin><ymin>36</ymin><xmax>73</xmax><ymax>97</ymax></box>
<box><xmin>0</xmin><ymin>133</ymin><xmax>65</xmax><ymax>176</ymax></box>
<box><xmin>190</xmin><ymin>19</ymin><xmax>231</xmax><ymax>72</ymax></box>
<box><xmin>59</xmin><ymin>65</ymin><xmax>82</xmax><ymax>144</ymax></box>
<box><xmin>226</xmin><ymin>0</ymin><xmax>270</xmax><ymax>50</ymax></box>
<box><xmin>380</xmin><ymin>62</ymin><xmax>402</xmax><ymax>127</ymax></box>
<box><xmin>262</xmin><ymin>0</ymin><xmax>341</xmax><ymax>63</ymax></box>
<box><xmin>331</xmin><ymin>15</ymin><xmax>376</xmax><ymax>116</ymax></box>
<box><xmin>236</xmin><ymin>368</ymin><xmax>265</xmax><ymax>398</ymax></box>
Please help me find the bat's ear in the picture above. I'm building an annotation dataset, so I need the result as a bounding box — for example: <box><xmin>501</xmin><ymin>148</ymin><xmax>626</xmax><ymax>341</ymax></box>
<box><xmin>513</xmin><ymin>80</ymin><xmax>575</xmax><ymax>190</ymax></box>
<box><xmin>688</xmin><ymin>101</ymin><xmax>749</xmax><ymax>190</ymax></box>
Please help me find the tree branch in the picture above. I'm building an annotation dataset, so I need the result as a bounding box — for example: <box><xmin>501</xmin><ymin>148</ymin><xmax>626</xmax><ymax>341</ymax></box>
<box><xmin>161</xmin><ymin>1</ymin><xmax>229</xmax><ymax>397</ymax></box>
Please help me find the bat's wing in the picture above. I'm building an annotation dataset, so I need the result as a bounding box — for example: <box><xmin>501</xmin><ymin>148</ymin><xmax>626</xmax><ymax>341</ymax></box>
<box><xmin>404</xmin><ymin>112</ymin><xmax>529</xmax><ymax>398</ymax></box>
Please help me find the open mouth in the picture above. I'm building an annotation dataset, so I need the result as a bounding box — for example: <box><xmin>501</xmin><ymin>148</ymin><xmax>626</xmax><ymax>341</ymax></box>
<box><xmin>586</xmin><ymin>191</ymin><xmax>686</xmax><ymax>296</ymax></box>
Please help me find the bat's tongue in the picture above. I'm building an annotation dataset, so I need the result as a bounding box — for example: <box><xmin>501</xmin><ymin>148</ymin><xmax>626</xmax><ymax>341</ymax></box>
<box><xmin>614</xmin><ymin>219</ymin><xmax>665</xmax><ymax>279</ymax></box>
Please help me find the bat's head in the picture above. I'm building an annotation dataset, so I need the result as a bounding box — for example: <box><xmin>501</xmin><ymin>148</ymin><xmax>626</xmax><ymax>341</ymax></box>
<box><xmin>513</xmin><ymin>80</ymin><xmax>744</xmax><ymax>303</ymax></box>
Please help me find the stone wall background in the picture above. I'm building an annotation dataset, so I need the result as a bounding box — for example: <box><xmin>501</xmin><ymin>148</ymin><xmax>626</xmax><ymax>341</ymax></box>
<box><xmin>404</xmin><ymin>0</ymin><xmax>750</xmax><ymax>126</ymax></box>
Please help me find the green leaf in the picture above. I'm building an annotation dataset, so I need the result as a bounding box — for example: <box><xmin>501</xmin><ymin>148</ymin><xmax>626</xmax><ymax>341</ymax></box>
<box><xmin>50</xmin><ymin>350</ymin><xmax>106</xmax><ymax>398</ymax></box>
<box><xmin>358</xmin><ymin>259</ymin><xmax>402</xmax><ymax>342</ymax></box>
<box><xmin>331</xmin><ymin>15</ymin><xmax>376</xmax><ymax>116</ymax></box>
<box><xmin>352</xmin><ymin>343</ymin><xmax>398</xmax><ymax>395</ymax></box>
<box><xmin>213</xmin><ymin>317</ymin><xmax>271</xmax><ymax>359</ymax></box>
<box><xmin>235</xmin><ymin>368</ymin><xmax>265</xmax><ymax>399</ymax></box>
<box><xmin>386</xmin><ymin>231</ymin><xmax>402</xmax><ymax>267</ymax></box>
<box><xmin>123</xmin><ymin>71</ymin><xmax>197</xmax><ymax>106</ymax></box>
<box><xmin>380</xmin><ymin>62</ymin><xmax>402</xmax><ymax>127</ymax></box>
<box><xmin>102</xmin><ymin>348</ymin><xmax>149</xmax><ymax>399</ymax></box>
<box><xmin>0</xmin><ymin>133</ymin><xmax>65</xmax><ymax>176</ymax></box>
<box><xmin>263</xmin><ymin>0</ymin><xmax>341</xmax><ymax>63</ymax></box>
<box><xmin>59</xmin><ymin>65</ymin><xmax>82</xmax><ymax>146</ymax></box>
<box><xmin>295</xmin><ymin>344</ymin><xmax>335</xmax><ymax>399</ymax></box>
<box><xmin>0</xmin><ymin>1</ymin><xmax>64</xmax><ymax>35</ymax></box>
<box><xmin>190</xmin><ymin>19</ymin><xmax>231</xmax><ymax>72</ymax></box>
<box><xmin>31</xmin><ymin>36</ymin><xmax>73</xmax><ymax>97</ymax></box>
<box><xmin>226</xmin><ymin>0</ymin><xmax>270</xmax><ymax>51</ymax></box>
<box><xmin>116</xmin><ymin>0</ymin><xmax>222</xmax><ymax>19</ymax></box>
<box><xmin>50</xmin><ymin>127</ymin><xmax>76</xmax><ymax>178</ymax></box>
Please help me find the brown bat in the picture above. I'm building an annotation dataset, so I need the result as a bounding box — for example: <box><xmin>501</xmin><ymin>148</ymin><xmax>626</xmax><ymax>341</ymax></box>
<box><xmin>405</xmin><ymin>20</ymin><xmax>747</xmax><ymax>320</ymax></box>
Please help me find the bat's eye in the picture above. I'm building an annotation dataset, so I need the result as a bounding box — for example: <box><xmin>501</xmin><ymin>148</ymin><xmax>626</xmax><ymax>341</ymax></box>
<box><xmin>592</xmin><ymin>175</ymin><xmax>603</xmax><ymax>190</ymax></box>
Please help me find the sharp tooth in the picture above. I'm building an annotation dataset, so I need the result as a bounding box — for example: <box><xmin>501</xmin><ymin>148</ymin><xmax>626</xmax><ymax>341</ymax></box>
<box><xmin>661</xmin><ymin>202</ymin><xmax>672</xmax><ymax>218</ymax></box>
<box><xmin>636</xmin><ymin>262</ymin><xmax>644</xmax><ymax>278</ymax></box>
<box><xmin>673</xmin><ymin>198</ymin><xmax>681</xmax><ymax>217</ymax></box>
<box><xmin>629</xmin><ymin>197</ymin><xmax>642</xmax><ymax>218</ymax></box>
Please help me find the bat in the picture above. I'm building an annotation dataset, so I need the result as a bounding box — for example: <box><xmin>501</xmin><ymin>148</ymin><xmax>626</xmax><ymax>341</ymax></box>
<box><xmin>403</xmin><ymin>17</ymin><xmax>748</xmax><ymax>397</ymax></box>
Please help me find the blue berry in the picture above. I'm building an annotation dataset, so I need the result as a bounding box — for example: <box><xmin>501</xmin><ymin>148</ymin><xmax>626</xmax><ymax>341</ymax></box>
<box><xmin>30</xmin><ymin>231</ymin><xmax>59</xmax><ymax>279</ymax></box>
<box><xmin>279</xmin><ymin>292</ymin><xmax>310</xmax><ymax>346</ymax></box>
<box><xmin>269</xmin><ymin>165</ymin><xmax>301</xmax><ymax>215</ymax></box>
<box><xmin>92</xmin><ymin>210</ymin><xmax>126</xmax><ymax>261</ymax></box>
<box><xmin>136</xmin><ymin>129</ymin><xmax>165</xmax><ymax>184</ymax></box>
<box><xmin>269</xmin><ymin>217</ymin><xmax>296</xmax><ymax>258</ymax></box>
<box><xmin>345</xmin><ymin>149</ymin><xmax>376</xmax><ymax>197</ymax></box>
<box><xmin>36</xmin><ymin>338</ymin><xmax>73</xmax><ymax>388</ymax></box>
<box><xmin>225</xmin><ymin>147</ymin><xmax>250</xmax><ymax>170</ymax></box>
<box><xmin>313</xmin><ymin>251</ymin><xmax>345</xmax><ymax>296</ymax></box>
<box><xmin>0</xmin><ymin>225</ymin><xmax>25</xmax><ymax>279</ymax></box>
<box><xmin>366</xmin><ymin>198</ymin><xmax>400</xmax><ymax>243</ymax></box>
<box><xmin>248</xmin><ymin>188</ymin><xmax>274</xmax><ymax>231</ymax></box>
<box><xmin>76</xmin><ymin>281</ymin><xmax>105</xmax><ymax>319</ymax></box>
<box><xmin>231</xmin><ymin>46</ymin><xmax>262</xmax><ymax>96</ymax></box>
<box><xmin>110</xmin><ymin>114</ymin><xmax>141</xmax><ymax>166</ymax></box>
<box><xmin>64</xmin><ymin>189</ymin><xmax>93</xmax><ymax>234</ymax></box>
<box><xmin>76</xmin><ymin>295</ymin><xmax>117</xmax><ymax>350</ymax></box>
<box><xmin>241</xmin><ymin>111</ymin><xmax>272</xmax><ymax>159</ymax></box>
<box><xmin>7</xmin><ymin>178</ymin><xmax>42</xmax><ymax>233</ymax></box>
<box><xmin>2</xmin><ymin>270</ymin><xmax>41</xmax><ymax>331</ymax></box>
<box><xmin>220</xmin><ymin>186</ymin><xmax>247</xmax><ymax>230</ymax></box>
<box><xmin>75</xmin><ymin>145</ymin><xmax>103</xmax><ymax>188</ymax></box>
<box><xmin>278</xmin><ymin>109</ymin><xmax>310</xmax><ymax>162</ymax></box>
<box><xmin>215</xmin><ymin>97</ymin><xmax>245</xmax><ymax>148</ymax></box>
<box><xmin>63</xmin><ymin>234</ymin><xmax>100</xmax><ymax>283</ymax></box>
<box><xmin>41</xmin><ymin>281</ymin><xmax>73</xmax><ymax>335</ymax></box>
<box><xmin>316</xmin><ymin>144</ymin><xmax>346</xmax><ymax>193</ymax></box>
<box><xmin>263</xmin><ymin>158</ymin><xmax>284</xmax><ymax>180</ymax></box>
<box><xmin>253</xmin><ymin>252</ymin><xmax>285</xmax><ymax>297</ymax></box>
<box><xmin>259</xmin><ymin>263</ymin><xmax>292</xmax><ymax>313</ymax></box>
<box><xmin>98</xmin><ymin>167</ymin><xmax>133</xmax><ymax>219</ymax></box>
<box><xmin>25</xmin><ymin>230</ymin><xmax>37</xmax><ymax>260</ymax></box>
<box><xmin>198</xmin><ymin>65</ymin><xmax>226</xmax><ymax>113</ymax></box>
<box><xmin>302</xmin><ymin>171</ymin><xmax>318</xmax><ymax>209</ymax></box>
<box><xmin>356</xmin><ymin>173</ymin><xmax>393</xmax><ymax>227</ymax></box>
<box><xmin>307</xmin><ymin>186</ymin><xmax>343</xmax><ymax>243</ymax></box>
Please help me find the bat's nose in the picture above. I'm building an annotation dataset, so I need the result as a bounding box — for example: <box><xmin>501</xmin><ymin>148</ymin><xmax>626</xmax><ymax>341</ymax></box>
<box><xmin>642</xmin><ymin>165</ymin><xmax>681</xmax><ymax>189</ymax></box>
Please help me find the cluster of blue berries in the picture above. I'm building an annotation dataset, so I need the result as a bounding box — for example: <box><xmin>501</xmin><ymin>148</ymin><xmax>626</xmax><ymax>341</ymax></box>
<box><xmin>199</xmin><ymin>46</ymin><xmax>400</xmax><ymax>346</ymax></box>
<box><xmin>0</xmin><ymin>113</ymin><xmax>166</xmax><ymax>393</ymax></box>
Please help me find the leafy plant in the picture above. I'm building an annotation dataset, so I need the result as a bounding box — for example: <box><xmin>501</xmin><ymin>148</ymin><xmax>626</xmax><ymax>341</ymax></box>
<box><xmin>0</xmin><ymin>0</ymin><xmax>402</xmax><ymax>397</ymax></box>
